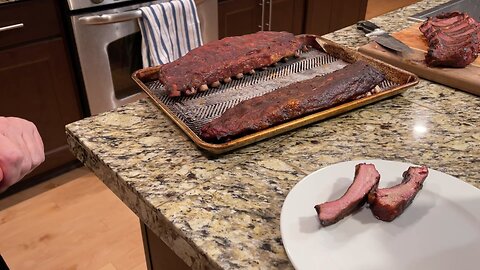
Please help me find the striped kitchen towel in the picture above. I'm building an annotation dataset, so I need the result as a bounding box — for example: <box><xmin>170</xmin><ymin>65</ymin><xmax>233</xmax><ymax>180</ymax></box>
<box><xmin>138</xmin><ymin>0</ymin><xmax>203</xmax><ymax>67</ymax></box>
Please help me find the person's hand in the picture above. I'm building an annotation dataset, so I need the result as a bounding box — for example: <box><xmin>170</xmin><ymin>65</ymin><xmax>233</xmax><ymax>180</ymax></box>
<box><xmin>0</xmin><ymin>117</ymin><xmax>45</xmax><ymax>192</ymax></box>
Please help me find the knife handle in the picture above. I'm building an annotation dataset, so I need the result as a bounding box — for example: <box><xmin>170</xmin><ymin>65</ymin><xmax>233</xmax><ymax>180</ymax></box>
<box><xmin>357</xmin><ymin>20</ymin><xmax>380</xmax><ymax>34</ymax></box>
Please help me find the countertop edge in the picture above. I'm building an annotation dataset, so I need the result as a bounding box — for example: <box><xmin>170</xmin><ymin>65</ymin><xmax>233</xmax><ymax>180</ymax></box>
<box><xmin>64</xmin><ymin>129</ymin><xmax>224</xmax><ymax>270</ymax></box>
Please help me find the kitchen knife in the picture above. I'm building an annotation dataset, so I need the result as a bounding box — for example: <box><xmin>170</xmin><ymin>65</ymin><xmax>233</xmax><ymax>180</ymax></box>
<box><xmin>357</xmin><ymin>20</ymin><xmax>412</xmax><ymax>54</ymax></box>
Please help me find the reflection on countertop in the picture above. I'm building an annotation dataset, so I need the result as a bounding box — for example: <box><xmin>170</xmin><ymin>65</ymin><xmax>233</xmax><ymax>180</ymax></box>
<box><xmin>65</xmin><ymin>0</ymin><xmax>478</xmax><ymax>269</ymax></box>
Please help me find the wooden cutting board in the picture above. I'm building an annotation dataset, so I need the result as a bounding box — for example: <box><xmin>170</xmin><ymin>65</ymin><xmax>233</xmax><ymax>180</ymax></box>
<box><xmin>358</xmin><ymin>23</ymin><xmax>480</xmax><ymax>96</ymax></box>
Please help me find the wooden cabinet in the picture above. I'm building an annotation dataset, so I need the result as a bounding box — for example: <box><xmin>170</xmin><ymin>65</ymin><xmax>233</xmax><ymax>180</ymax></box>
<box><xmin>141</xmin><ymin>224</ymin><xmax>190</xmax><ymax>270</ymax></box>
<box><xmin>0</xmin><ymin>0</ymin><xmax>60</xmax><ymax>48</ymax></box>
<box><xmin>305</xmin><ymin>0</ymin><xmax>368</xmax><ymax>35</ymax></box>
<box><xmin>269</xmin><ymin>0</ymin><xmax>305</xmax><ymax>34</ymax></box>
<box><xmin>218</xmin><ymin>0</ymin><xmax>262</xmax><ymax>38</ymax></box>
<box><xmin>218</xmin><ymin>0</ymin><xmax>367</xmax><ymax>38</ymax></box>
<box><xmin>0</xmin><ymin>0</ymin><xmax>83</xmax><ymax>197</ymax></box>
<box><xmin>218</xmin><ymin>0</ymin><xmax>306</xmax><ymax>39</ymax></box>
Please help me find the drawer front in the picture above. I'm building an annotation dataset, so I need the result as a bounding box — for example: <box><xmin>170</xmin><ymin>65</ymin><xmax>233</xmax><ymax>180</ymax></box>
<box><xmin>0</xmin><ymin>0</ymin><xmax>60</xmax><ymax>49</ymax></box>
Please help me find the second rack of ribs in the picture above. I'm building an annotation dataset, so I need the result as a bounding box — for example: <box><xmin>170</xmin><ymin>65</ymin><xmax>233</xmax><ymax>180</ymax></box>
<box><xmin>200</xmin><ymin>61</ymin><xmax>385</xmax><ymax>142</ymax></box>
<box><xmin>158</xmin><ymin>31</ymin><xmax>303</xmax><ymax>97</ymax></box>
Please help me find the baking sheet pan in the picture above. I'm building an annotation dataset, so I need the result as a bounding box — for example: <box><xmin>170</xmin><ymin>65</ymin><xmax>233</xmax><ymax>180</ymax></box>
<box><xmin>132</xmin><ymin>35</ymin><xmax>419</xmax><ymax>154</ymax></box>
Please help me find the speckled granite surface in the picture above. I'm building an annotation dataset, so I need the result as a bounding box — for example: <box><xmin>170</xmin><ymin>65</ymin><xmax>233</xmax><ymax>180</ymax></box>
<box><xmin>66</xmin><ymin>1</ymin><xmax>479</xmax><ymax>269</ymax></box>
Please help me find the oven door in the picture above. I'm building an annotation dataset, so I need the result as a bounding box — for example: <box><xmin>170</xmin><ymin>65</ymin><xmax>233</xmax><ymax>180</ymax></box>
<box><xmin>71</xmin><ymin>0</ymin><xmax>218</xmax><ymax>115</ymax></box>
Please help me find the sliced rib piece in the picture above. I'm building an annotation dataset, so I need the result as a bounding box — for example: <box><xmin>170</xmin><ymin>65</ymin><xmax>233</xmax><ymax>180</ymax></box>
<box><xmin>419</xmin><ymin>12</ymin><xmax>475</xmax><ymax>38</ymax></box>
<box><xmin>314</xmin><ymin>163</ymin><xmax>381</xmax><ymax>226</ymax></box>
<box><xmin>200</xmin><ymin>61</ymin><xmax>384</xmax><ymax>142</ymax></box>
<box><xmin>419</xmin><ymin>12</ymin><xmax>480</xmax><ymax>67</ymax></box>
<box><xmin>158</xmin><ymin>31</ymin><xmax>303</xmax><ymax>97</ymax></box>
<box><xmin>368</xmin><ymin>166</ymin><xmax>429</xmax><ymax>222</ymax></box>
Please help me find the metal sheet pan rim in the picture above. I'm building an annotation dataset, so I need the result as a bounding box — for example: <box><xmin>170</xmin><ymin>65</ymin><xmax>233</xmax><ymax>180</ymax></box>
<box><xmin>132</xmin><ymin>35</ymin><xmax>419</xmax><ymax>155</ymax></box>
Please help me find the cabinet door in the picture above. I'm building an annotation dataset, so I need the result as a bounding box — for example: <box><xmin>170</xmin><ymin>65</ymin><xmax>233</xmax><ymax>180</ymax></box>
<box><xmin>305</xmin><ymin>0</ymin><xmax>368</xmax><ymax>35</ymax></box>
<box><xmin>269</xmin><ymin>0</ymin><xmax>306</xmax><ymax>34</ymax></box>
<box><xmin>0</xmin><ymin>38</ymin><xmax>83</xmax><ymax>190</ymax></box>
<box><xmin>329</xmin><ymin>0</ymin><xmax>367</xmax><ymax>31</ymax></box>
<box><xmin>218</xmin><ymin>0</ymin><xmax>263</xmax><ymax>39</ymax></box>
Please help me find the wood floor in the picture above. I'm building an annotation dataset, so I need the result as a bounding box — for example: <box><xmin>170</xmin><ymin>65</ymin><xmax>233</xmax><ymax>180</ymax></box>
<box><xmin>0</xmin><ymin>167</ymin><xmax>146</xmax><ymax>270</ymax></box>
<box><xmin>0</xmin><ymin>1</ymin><xmax>422</xmax><ymax>269</ymax></box>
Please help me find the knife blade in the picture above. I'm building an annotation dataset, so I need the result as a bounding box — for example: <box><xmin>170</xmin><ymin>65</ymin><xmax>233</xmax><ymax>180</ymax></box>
<box><xmin>357</xmin><ymin>20</ymin><xmax>412</xmax><ymax>54</ymax></box>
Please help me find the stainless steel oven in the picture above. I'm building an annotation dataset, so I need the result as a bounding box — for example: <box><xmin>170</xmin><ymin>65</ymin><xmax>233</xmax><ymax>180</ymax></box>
<box><xmin>67</xmin><ymin>0</ymin><xmax>218</xmax><ymax>115</ymax></box>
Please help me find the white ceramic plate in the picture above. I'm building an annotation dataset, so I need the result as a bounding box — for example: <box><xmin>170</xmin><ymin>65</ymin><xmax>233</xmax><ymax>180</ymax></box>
<box><xmin>280</xmin><ymin>160</ymin><xmax>480</xmax><ymax>270</ymax></box>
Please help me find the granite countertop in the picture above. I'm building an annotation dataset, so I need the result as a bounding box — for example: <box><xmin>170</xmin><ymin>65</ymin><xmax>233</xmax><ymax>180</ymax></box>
<box><xmin>66</xmin><ymin>0</ymin><xmax>479</xmax><ymax>269</ymax></box>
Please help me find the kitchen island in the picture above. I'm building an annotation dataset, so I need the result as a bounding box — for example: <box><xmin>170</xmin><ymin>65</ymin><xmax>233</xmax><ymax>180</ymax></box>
<box><xmin>66</xmin><ymin>0</ymin><xmax>479</xmax><ymax>269</ymax></box>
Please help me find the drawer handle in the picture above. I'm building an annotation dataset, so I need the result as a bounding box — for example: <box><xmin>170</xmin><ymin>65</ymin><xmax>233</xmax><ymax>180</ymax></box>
<box><xmin>0</xmin><ymin>23</ymin><xmax>24</xmax><ymax>33</ymax></box>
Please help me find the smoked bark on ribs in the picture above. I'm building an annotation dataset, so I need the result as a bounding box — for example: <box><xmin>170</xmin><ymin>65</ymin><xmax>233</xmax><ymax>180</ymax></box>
<box><xmin>419</xmin><ymin>12</ymin><xmax>480</xmax><ymax>67</ymax></box>
<box><xmin>200</xmin><ymin>61</ymin><xmax>385</xmax><ymax>142</ymax></box>
<box><xmin>158</xmin><ymin>31</ymin><xmax>304</xmax><ymax>97</ymax></box>
<box><xmin>314</xmin><ymin>163</ymin><xmax>381</xmax><ymax>226</ymax></box>
<box><xmin>368</xmin><ymin>166</ymin><xmax>429</xmax><ymax>222</ymax></box>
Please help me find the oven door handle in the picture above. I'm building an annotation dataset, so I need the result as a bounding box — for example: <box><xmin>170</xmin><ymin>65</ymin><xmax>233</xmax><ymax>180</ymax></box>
<box><xmin>78</xmin><ymin>10</ymin><xmax>142</xmax><ymax>25</ymax></box>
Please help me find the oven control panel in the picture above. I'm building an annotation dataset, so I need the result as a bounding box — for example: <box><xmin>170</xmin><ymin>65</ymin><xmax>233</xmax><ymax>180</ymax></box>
<box><xmin>67</xmin><ymin>0</ymin><xmax>135</xmax><ymax>11</ymax></box>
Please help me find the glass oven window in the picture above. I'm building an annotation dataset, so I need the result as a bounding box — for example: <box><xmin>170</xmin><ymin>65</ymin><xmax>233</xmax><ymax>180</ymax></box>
<box><xmin>107</xmin><ymin>32</ymin><xmax>143</xmax><ymax>99</ymax></box>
